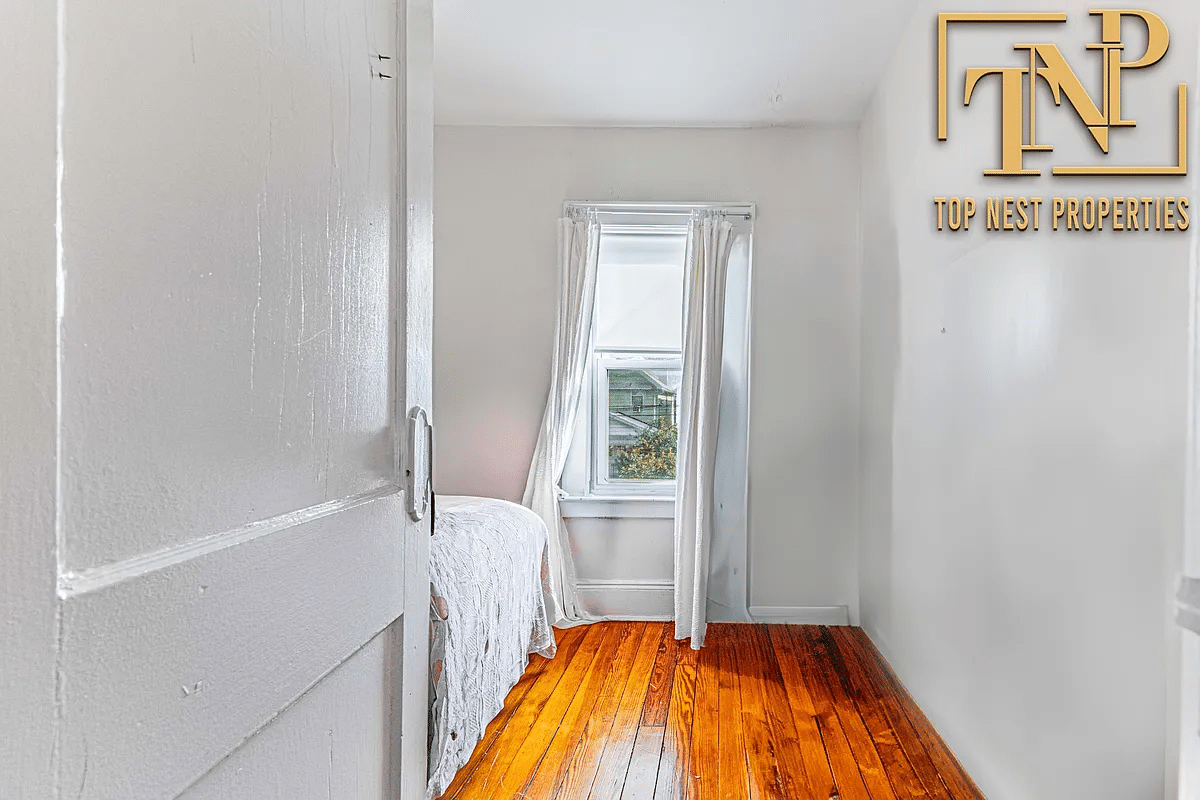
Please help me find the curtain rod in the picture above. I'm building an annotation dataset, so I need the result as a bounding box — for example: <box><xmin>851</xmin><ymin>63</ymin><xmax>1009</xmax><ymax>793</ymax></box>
<box><xmin>589</xmin><ymin>209</ymin><xmax>752</xmax><ymax>220</ymax></box>
<box><xmin>563</xmin><ymin>202</ymin><xmax>754</xmax><ymax>221</ymax></box>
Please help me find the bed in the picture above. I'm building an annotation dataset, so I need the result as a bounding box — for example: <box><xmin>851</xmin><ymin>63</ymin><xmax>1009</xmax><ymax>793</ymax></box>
<box><xmin>426</xmin><ymin>495</ymin><xmax>557</xmax><ymax>800</ymax></box>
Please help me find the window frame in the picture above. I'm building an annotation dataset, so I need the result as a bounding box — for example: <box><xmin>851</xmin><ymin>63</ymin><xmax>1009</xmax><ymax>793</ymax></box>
<box><xmin>589</xmin><ymin>347</ymin><xmax>682</xmax><ymax>497</ymax></box>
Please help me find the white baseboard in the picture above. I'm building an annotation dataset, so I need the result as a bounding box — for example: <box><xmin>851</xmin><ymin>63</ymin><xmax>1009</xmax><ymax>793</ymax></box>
<box><xmin>749</xmin><ymin>605</ymin><xmax>851</xmax><ymax>625</ymax></box>
<box><xmin>576</xmin><ymin>580</ymin><xmax>673</xmax><ymax>620</ymax></box>
<box><xmin>860</xmin><ymin>623</ymin><xmax>893</xmax><ymax>660</ymax></box>
<box><xmin>572</xmin><ymin>590</ymin><xmax>851</xmax><ymax>626</ymax></box>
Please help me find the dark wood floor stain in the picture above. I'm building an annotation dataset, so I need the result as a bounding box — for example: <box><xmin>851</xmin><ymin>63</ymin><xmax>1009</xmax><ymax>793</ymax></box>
<box><xmin>437</xmin><ymin>622</ymin><xmax>986</xmax><ymax>800</ymax></box>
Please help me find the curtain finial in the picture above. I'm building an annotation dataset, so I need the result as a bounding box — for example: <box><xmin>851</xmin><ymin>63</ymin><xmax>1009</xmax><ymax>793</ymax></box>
<box><xmin>565</xmin><ymin>204</ymin><xmax>598</xmax><ymax>223</ymax></box>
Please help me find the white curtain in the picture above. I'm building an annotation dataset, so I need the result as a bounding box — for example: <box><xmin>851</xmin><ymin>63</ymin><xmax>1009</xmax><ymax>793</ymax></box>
<box><xmin>705</xmin><ymin>233</ymin><xmax>752</xmax><ymax>623</ymax></box>
<box><xmin>674</xmin><ymin>214</ymin><xmax>736</xmax><ymax>648</ymax></box>
<box><xmin>523</xmin><ymin>216</ymin><xmax>601</xmax><ymax>626</ymax></box>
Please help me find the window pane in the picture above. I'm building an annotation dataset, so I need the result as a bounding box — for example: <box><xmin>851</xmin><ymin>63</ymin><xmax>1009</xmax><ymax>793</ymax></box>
<box><xmin>594</xmin><ymin>233</ymin><xmax>686</xmax><ymax>350</ymax></box>
<box><xmin>606</xmin><ymin>367</ymin><xmax>681</xmax><ymax>481</ymax></box>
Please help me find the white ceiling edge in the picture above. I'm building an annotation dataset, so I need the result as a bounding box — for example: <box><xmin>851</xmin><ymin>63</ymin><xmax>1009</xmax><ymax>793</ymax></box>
<box><xmin>432</xmin><ymin>0</ymin><xmax>922</xmax><ymax>129</ymax></box>
<box><xmin>431</xmin><ymin>117</ymin><xmax>869</xmax><ymax>129</ymax></box>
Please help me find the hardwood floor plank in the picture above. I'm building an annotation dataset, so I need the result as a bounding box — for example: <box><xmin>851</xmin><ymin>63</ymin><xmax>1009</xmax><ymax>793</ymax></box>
<box><xmin>439</xmin><ymin>625</ymin><xmax>587</xmax><ymax>800</ymax></box>
<box><xmin>655</xmin><ymin>640</ymin><xmax>698</xmax><ymax>800</ymax></box>
<box><xmin>765</xmin><ymin>625</ymin><xmax>839</xmax><ymax>800</ymax></box>
<box><xmin>442</xmin><ymin>623</ymin><xmax>986</xmax><ymax>800</ymax></box>
<box><xmin>730</xmin><ymin>626</ymin><xmax>787</xmax><ymax>800</ymax></box>
<box><xmin>714</xmin><ymin>625</ymin><xmax>750</xmax><ymax>800</ymax></box>
<box><xmin>828</xmin><ymin>627</ymin><xmax>949</xmax><ymax>800</ymax></box>
<box><xmin>553</xmin><ymin>622</ymin><xmax>650</xmax><ymax>800</ymax></box>
<box><xmin>622</xmin><ymin>727</ymin><xmax>667</xmax><ymax>800</ymax></box>
<box><xmin>792</xmin><ymin>625</ymin><xmax>896</xmax><ymax>800</ymax></box>
<box><xmin>801</xmin><ymin>627</ymin><xmax>900</xmax><ymax>800</ymax></box>
<box><xmin>451</xmin><ymin>623</ymin><xmax>623</xmax><ymax>799</ymax></box>
<box><xmin>508</xmin><ymin>622</ymin><xmax>638</xmax><ymax>799</ymax></box>
<box><xmin>522</xmin><ymin>623</ymin><xmax>643</xmax><ymax>800</ymax></box>
<box><xmin>847</xmin><ymin>630</ymin><xmax>986</xmax><ymax>800</ymax></box>
<box><xmin>587</xmin><ymin>624</ymin><xmax>667</xmax><ymax>800</ymax></box>
<box><xmin>691</xmin><ymin>630</ymin><xmax>722</xmax><ymax>800</ymax></box>
<box><xmin>641</xmin><ymin>625</ymin><xmax>680</xmax><ymax>727</ymax></box>
<box><xmin>776</xmin><ymin>625</ymin><xmax>871</xmax><ymax>800</ymax></box>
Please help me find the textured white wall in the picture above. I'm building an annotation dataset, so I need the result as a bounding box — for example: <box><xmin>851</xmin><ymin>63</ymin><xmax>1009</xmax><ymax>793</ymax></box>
<box><xmin>858</xmin><ymin>2</ymin><xmax>1197</xmax><ymax>798</ymax></box>
<box><xmin>434</xmin><ymin>126</ymin><xmax>861</xmax><ymax>612</ymax></box>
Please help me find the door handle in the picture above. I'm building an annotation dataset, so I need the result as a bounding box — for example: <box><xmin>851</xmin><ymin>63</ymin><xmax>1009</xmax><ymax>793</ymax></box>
<box><xmin>406</xmin><ymin>406</ymin><xmax>432</xmax><ymax>522</ymax></box>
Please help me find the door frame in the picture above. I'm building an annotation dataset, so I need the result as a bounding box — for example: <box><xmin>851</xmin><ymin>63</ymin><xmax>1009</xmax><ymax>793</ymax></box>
<box><xmin>398</xmin><ymin>0</ymin><xmax>435</xmax><ymax>797</ymax></box>
<box><xmin>1174</xmin><ymin>67</ymin><xmax>1200</xmax><ymax>797</ymax></box>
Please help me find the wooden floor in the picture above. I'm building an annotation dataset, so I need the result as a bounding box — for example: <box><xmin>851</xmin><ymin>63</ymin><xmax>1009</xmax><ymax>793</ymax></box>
<box><xmin>438</xmin><ymin>622</ymin><xmax>985</xmax><ymax>800</ymax></box>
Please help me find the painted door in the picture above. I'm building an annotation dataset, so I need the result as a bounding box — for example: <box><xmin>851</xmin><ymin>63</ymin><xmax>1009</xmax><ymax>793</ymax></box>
<box><xmin>1179</xmin><ymin>158</ymin><xmax>1200</xmax><ymax>799</ymax></box>
<box><xmin>1183</xmin><ymin>334</ymin><xmax>1200</xmax><ymax>796</ymax></box>
<box><xmin>0</xmin><ymin>0</ymin><xmax>433</xmax><ymax>797</ymax></box>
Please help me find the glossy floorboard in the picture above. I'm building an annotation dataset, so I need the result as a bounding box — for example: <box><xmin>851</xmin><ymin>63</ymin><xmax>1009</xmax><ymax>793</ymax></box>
<box><xmin>438</xmin><ymin>622</ymin><xmax>986</xmax><ymax>800</ymax></box>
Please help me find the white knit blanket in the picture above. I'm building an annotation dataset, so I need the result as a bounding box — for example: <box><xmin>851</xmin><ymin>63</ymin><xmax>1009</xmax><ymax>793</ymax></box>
<box><xmin>426</xmin><ymin>496</ymin><xmax>556</xmax><ymax>800</ymax></box>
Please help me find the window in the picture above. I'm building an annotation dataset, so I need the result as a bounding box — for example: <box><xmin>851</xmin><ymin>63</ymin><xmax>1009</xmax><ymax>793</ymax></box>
<box><xmin>586</xmin><ymin>228</ymin><xmax>686</xmax><ymax>497</ymax></box>
<box><xmin>593</xmin><ymin>354</ymin><xmax>681</xmax><ymax>492</ymax></box>
<box><xmin>557</xmin><ymin>204</ymin><xmax>752</xmax><ymax>518</ymax></box>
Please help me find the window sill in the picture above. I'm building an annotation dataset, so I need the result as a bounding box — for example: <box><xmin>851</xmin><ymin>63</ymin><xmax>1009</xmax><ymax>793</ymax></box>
<box><xmin>559</xmin><ymin>496</ymin><xmax>675</xmax><ymax>519</ymax></box>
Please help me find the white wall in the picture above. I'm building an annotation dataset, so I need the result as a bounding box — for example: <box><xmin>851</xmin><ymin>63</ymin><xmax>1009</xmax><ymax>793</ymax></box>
<box><xmin>858</xmin><ymin>2</ymin><xmax>1197</xmax><ymax>799</ymax></box>
<box><xmin>434</xmin><ymin>126</ymin><xmax>861</xmax><ymax>614</ymax></box>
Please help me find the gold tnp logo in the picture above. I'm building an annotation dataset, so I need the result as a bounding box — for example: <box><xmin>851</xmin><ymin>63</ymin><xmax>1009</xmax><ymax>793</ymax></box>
<box><xmin>938</xmin><ymin>10</ymin><xmax>1188</xmax><ymax>176</ymax></box>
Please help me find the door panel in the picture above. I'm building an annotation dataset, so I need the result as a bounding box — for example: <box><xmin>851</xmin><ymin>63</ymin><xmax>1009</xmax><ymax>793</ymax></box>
<box><xmin>59</xmin><ymin>0</ymin><xmax>401</xmax><ymax>571</ymax></box>
<box><xmin>57</xmin><ymin>495</ymin><xmax>405</xmax><ymax>799</ymax></box>
<box><xmin>0</xmin><ymin>2</ymin><xmax>58</xmax><ymax>798</ymax></box>
<box><xmin>180</xmin><ymin>624</ymin><xmax>402</xmax><ymax>800</ymax></box>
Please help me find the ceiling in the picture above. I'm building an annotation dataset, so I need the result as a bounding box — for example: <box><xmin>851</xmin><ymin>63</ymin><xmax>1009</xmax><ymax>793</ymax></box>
<box><xmin>433</xmin><ymin>0</ymin><xmax>922</xmax><ymax>127</ymax></box>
